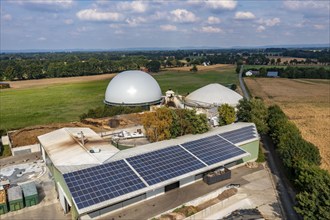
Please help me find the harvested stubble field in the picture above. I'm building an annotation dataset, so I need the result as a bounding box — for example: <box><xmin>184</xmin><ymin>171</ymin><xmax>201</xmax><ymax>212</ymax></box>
<box><xmin>244</xmin><ymin>77</ymin><xmax>330</xmax><ymax>171</ymax></box>
<box><xmin>164</xmin><ymin>64</ymin><xmax>233</xmax><ymax>72</ymax></box>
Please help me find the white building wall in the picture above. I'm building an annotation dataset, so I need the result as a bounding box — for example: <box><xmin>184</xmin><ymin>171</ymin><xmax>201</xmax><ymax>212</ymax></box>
<box><xmin>11</xmin><ymin>144</ymin><xmax>40</xmax><ymax>156</ymax></box>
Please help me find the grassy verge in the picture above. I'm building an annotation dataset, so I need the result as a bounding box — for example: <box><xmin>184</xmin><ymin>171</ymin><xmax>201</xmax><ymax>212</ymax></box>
<box><xmin>0</xmin><ymin>145</ymin><xmax>12</xmax><ymax>158</ymax></box>
<box><xmin>0</xmin><ymin>67</ymin><xmax>237</xmax><ymax>130</ymax></box>
<box><xmin>256</xmin><ymin>145</ymin><xmax>266</xmax><ymax>163</ymax></box>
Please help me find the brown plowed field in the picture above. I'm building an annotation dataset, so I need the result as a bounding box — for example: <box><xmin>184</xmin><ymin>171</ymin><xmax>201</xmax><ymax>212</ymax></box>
<box><xmin>7</xmin><ymin>73</ymin><xmax>116</xmax><ymax>89</ymax></box>
<box><xmin>244</xmin><ymin>78</ymin><xmax>330</xmax><ymax>171</ymax></box>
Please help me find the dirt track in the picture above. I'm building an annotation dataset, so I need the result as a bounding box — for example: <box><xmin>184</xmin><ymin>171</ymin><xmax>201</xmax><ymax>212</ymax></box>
<box><xmin>7</xmin><ymin>73</ymin><xmax>117</xmax><ymax>89</ymax></box>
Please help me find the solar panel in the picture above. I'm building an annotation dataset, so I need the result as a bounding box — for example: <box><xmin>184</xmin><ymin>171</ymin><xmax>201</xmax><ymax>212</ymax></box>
<box><xmin>63</xmin><ymin>160</ymin><xmax>146</xmax><ymax>210</ymax></box>
<box><xmin>181</xmin><ymin>135</ymin><xmax>247</xmax><ymax>165</ymax></box>
<box><xmin>219</xmin><ymin>126</ymin><xmax>257</xmax><ymax>144</ymax></box>
<box><xmin>126</xmin><ymin>146</ymin><xmax>206</xmax><ymax>185</ymax></box>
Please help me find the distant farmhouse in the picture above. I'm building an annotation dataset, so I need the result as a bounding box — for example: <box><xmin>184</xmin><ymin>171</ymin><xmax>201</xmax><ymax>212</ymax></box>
<box><xmin>267</xmin><ymin>71</ymin><xmax>279</xmax><ymax>77</ymax></box>
<box><xmin>245</xmin><ymin>70</ymin><xmax>259</xmax><ymax>77</ymax></box>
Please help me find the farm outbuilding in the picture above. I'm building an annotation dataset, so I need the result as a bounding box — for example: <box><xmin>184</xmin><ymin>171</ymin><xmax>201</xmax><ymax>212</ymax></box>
<box><xmin>7</xmin><ymin>186</ymin><xmax>24</xmax><ymax>211</ymax></box>
<box><xmin>38</xmin><ymin>122</ymin><xmax>259</xmax><ymax>220</ymax></box>
<box><xmin>104</xmin><ymin>70</ymin><xmax>163</xmax><ymax>107</ymax></box>
<box><xmin>0</xmin><ymin>190</ymin><xmax>8</xmax><ymax>215</ymax></box>
<box><xmin>21</xmin><ymin>182</ymin><xmax>39</xmax><ymax>207</ymax></box>
<box><xmin>267</xmin><ymin>71</ymin><xmax>279</xmax><ymax>77</ymax></box>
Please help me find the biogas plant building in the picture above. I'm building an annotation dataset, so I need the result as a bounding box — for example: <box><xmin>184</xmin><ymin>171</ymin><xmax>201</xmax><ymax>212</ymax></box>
<box><xmin>38</xmin><ymin>70</ymin><xmax>259</xmax><ymax>219</ymax></box>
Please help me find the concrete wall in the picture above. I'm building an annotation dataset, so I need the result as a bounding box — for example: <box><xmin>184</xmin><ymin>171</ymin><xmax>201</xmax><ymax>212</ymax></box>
<box><xmin>240</xmin><ymin>140</ymin><xmax>259</xmax><ymax>163</ymax></box>
<box><xmin>11</xmin><ymin>144</ymin><xmax>40</xmax><ymax>156</ymax></box>
<box><xmin>146</xmin><ymin>187</ymin><xmax>164</xmax><ymax>199</ymax></box>
<box><xmin>180</xmin><ymin>176</ymin><xmax>195</xmax><ymax>188</ymax></box>
<box><xmin>185</xmin><ymin>195</ymin><xmax>251</xmax><ymax>220</ymax></box>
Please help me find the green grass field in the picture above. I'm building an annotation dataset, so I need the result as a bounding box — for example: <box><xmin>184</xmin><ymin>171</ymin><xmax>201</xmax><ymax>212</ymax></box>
<box><xmin>0</xmin><ymin>67</ymin><xmax>238</xmax><ymax>131</ymax></box>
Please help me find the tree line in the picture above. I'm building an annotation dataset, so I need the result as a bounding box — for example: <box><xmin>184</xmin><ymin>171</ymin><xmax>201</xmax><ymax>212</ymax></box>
<box><xmin>236</xmin><ymin>98</ymin><xmax>329</xmax><ymax>220</ymax></box>
<box><xmin>244</xmin><ymin>66</ymin><xmax>330</xmax><ymax>79</ymax></box>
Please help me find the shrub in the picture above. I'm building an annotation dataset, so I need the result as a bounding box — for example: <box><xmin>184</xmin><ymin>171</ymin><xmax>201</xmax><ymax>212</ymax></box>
<box><xmin>218</xmin><ymin>104</ymin><xmax>236</xmax><ymax>126</ymax></box>
<box><xmin>142</xmin><ymin>107</ymin><xmax>209</xmax><ymax>142</ymax></box>
<box><xmin>79</xmin><ymin>106</ymin><xmax>143</xmax><ymax>120</ymax></box>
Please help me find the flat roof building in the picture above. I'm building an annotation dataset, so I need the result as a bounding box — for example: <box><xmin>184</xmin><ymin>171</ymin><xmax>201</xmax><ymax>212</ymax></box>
<box><xmin>39</xmin><ymin>123</ymin><xmax>259</xmax><ymax>219</ymax></box>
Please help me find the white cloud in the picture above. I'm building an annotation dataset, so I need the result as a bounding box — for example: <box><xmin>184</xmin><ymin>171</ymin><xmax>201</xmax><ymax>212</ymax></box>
<box><xmin>151</xmin><ymin>11</ymin><xmax>168</xmax><ymax>21</ymax></box>
<box><xmin>170</xmin><ymin>9</ymin><xmax>198</xmax><ymax>23</ymax></box>
<box><xmin>11</xmin><ymin>0</ymin><xmax>74</xmax><ymax>9</ymax></box>
<box><xmin>284</xmin><ymin>0</ymin><xmax>329</xmax><ymax>11</ymax></box>
<box><xmin>207</xmin><ymin>16</ymin><xmax>221</xmax><ymax>24</ymax></box>
<box><xmin>314</xmin><ymin>24</ymin><xmax>325</xmax><ymax>30</ymax></box>
<box><xmin>234</xmin><ymin>11</ymin><xmax>256</xmax><ymax>20</ymax></box>
<box><xmin>205</xmin><ymin>0</ymin><xmax>237</xmax><ymax>10</ymax></box>
<box><xmin>256</xmin><ymin>25</ymin><xmax>265</xmax><ymax>32</ymax></box>
<box><xmin>283</xmin><ymin>0</ymin><xmax>329</xmax><ymax>17</ymax></box>
<box><xmin>77</xmin><ymin>26</ymin><xmax>93</xmax><ymax>32</ymax></box>
<box><xmin>37</xmin><ymin>37</ymin><xmax>46</xmax><ymax>41</ymax></box>
<box><xmin>76</xmin><ymin>9</ymin><xmax>122</xmax><ymax>22</ymax></box>
<box><xmin>160</xmin><ymin>24</ymin><xmax>177</xmax><ymax>31</ymax></box>
<box><xmin>188</xmin><ymin>0</ymin><xmax>237</xmax><ymax>10</ymax></box>
<box><xmin>125</xmin><ymin>17</ymin><xmax>146</xmax><ymax>26</ymax></box>
<box><xmin>3</xmin><ymin>14</ymin><xmax>12</xmax><ymax>21</ymax></box>
<box><xmin>117</xmin><ymin>1</ymin><xmax>148</xmax><ymax>13</ymax></box>
<box><xmin>199</xmin><ymin>26</ymin><xmax>223</xmax><ymax>33</ymax></box>
<box><xmin>258</xmin><ymin>18</ymin><xmax>280</xmax><ymax>26</ymax></box>
<box><xmin>114</xmin><ymin>30</ymin><xmax>124</xmax><ymax>34</ymax></box>
<box><xmin>64</xmin><ymin>19</ymin><xmax>73</xmax><ymax>25</ymax></box>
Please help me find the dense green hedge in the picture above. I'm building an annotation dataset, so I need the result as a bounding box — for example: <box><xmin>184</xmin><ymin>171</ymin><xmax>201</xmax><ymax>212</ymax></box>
<box><xmin>79</xmin><ymin>106</ymin><xmax>144</xmax><ymax>120</ymax></box>
<box><xmin>267</xmin><ymin>105</ymin><xmax>329</xmax><ymax>219</ymax></box>
<box><xmin>244</xmin><ymin>66</ymin><xmax>330</xmax><ymax>79</ymax></box>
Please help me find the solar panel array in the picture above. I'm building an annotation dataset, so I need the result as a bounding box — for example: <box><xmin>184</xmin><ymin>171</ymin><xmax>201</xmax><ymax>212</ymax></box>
<box><xmin>181</xmin><ymin>135</ymin><xmax>247</xmax><ymax>166</ymax></box>
<box><xmin>219</xmin><ymin>125</ymin><xmax>257</xmax><ymax>144</ymax></box>
<box><xmin>127</xmin><ymin>145</ymin><xmax>206</xmax><ymax>185</ymax></box>
<box><xmin>63</xmin><ymin>160</ymin><xmax>146</xmax><ymax>209</ymax></box>
<box><xmin>63</xmin><ymin>125</ymin><xmax>257</xmax><ymax>210</ymax></box>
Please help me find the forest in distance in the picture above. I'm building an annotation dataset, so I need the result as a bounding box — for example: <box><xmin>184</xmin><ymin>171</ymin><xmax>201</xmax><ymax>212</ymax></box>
<box><xmin>0</xmin><ymin>48</ymin><xmax>329</xmax><ymax>81</ymax></box>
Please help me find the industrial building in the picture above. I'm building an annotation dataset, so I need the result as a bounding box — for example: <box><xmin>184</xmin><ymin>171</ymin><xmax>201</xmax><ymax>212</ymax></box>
<box><xmin>38</xmin><ymin>123</ymin><xmax>259</xmax><ymax>220</ymax></box>
<box><xmin>184</xmin><ymin>83</ymin><xmax>243</xmax><ymax>108</ymax></box>
<box><xmin>104</xmin><ymin>70</ymin><xmax>163</xmax><ymax>107</ymax></box>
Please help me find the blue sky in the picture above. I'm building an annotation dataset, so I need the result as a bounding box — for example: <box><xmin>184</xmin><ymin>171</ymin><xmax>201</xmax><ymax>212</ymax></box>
<box><xmin>1</xmin><ymin>0</ymin><xmax>329</xmax><ymax>50</ymax></box>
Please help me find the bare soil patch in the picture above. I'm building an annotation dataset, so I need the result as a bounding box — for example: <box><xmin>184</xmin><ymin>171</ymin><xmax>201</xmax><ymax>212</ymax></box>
<box><xmin>9</xmin><ymin>122</ymin><xmax>104</xmax><ymax>148</ymax></box>
<box><xmin>9</xmin><ymin>113</ymin><xmax>144</xmax><ymax>148</ymax></box>
<box><xmin>244</xmin><ymin>78</ymin><xmax>330</xmax><ymax>171</ymax></box>
<box><xmin>7</xmin><ymin>73</ymin><xmax>116</xmax><ymax>89</ymax></box>
<box><xmin>164</xmin><ymin>64</ymin><xmax>233</xmax><ymax>72</ymax></box>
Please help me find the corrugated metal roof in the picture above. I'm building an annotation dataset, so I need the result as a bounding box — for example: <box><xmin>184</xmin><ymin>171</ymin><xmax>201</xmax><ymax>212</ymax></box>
<box><xmin>38</xmin><ymin>128</ymin><xmax>119</xmax><ymax>170</ymax></box>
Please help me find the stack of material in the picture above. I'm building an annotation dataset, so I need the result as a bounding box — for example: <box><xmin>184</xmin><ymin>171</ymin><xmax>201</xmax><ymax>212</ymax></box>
<box><xmin>0</xmin><ymin>189</ymin><xmax>8</xmax><ymax>215</ymax></box>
